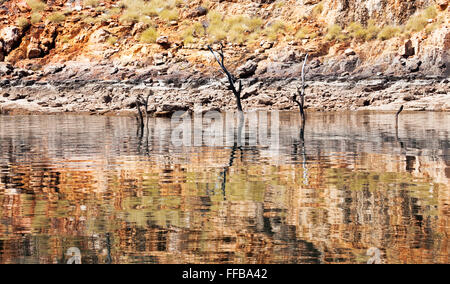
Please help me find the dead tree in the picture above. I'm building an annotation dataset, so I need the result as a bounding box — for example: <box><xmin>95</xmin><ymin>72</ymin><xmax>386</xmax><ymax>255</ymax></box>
<box><xmin>395</xmin><ymin>105</ymin><xmax>404</xmax><ymax>145</ymax></box>
<box><xmin>105</xmin><ymin>233</ymin><xmax>112</xmax><ymax>264</ymax></box>
<box><xmin>293</xmin><ymin>53</ymin><xmax>309</xmax><ymax>124</ymax></box>
<box><xmin>220</xmin><ymin>112</ymin><xmax>244</xmax><ymax>200</ymax></box>
<box><xmin>136</xmin><ymin>99</ymin><xmax>144</xmax><ymax>134</ymax></box>
<box><xmin>293</xmin><ymin>53</ymin><xmax>309</xmax><ymax>140</ymax></box>
<box><xmin>208</xmin><ymin>44</ymin><xmax>243</xmax><ymax>112</ymax></box>
<box><xmin>396</xmin><ymin>105</ymin><xmax>404</xmax><ymax>119</ymax></box>
<box><xmin>135</xmin><ymin>92</ymin><xmax>152</xmax><ymax>137</ymax></box>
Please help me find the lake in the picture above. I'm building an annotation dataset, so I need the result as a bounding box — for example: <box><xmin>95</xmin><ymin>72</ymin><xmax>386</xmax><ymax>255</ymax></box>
<box><xmin>0</xmin><ymin>111</ymin><xmax>448</xmax><ymax>264</ymax></box>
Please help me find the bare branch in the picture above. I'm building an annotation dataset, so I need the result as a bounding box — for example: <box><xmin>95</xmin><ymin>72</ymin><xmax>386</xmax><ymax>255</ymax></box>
<box><xmin>301</xmin><ymin>54</ymin><xmax>309</xmax><ymax>95</ymax></box>
<box><xmin>396</xmin><ymin>105</ymin><xmax>404</xmax><ymax>118</ymax></box>
<box><xmin>208</xmin><ymin>44</ymin><xmax>243</xmax><ymax>112</ymax></box>
<box><xmin>395</xmin><ymin>105</ymin><xmax>404</xmax><ymax>143</ymax></box>
<box><xmin>208</xmin><ymin>45</ymin><xmax>223</xmax><ymax>68</ymax></box>
<box><xmin>219</xmin><ymin>43</ymin><xmax>225</xmax><ymax>68</ymax></box>
<box><xmin>293</xmin><ymin>53</ymin><xmax>309</xmax><ymax>124</ymax></box>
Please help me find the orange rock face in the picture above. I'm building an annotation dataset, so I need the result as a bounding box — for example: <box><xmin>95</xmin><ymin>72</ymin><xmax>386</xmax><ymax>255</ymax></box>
<box><xmin>0</xmin><ymin>0</ymin><xmax>447</xmax><ymax>78</ymax></box>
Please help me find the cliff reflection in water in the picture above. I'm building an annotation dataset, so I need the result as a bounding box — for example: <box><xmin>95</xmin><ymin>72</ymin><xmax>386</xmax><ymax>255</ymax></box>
<box><xmin>0</xmin><ymin>112</ymin><xmax>448</xmax><ymax>264</ymax></box>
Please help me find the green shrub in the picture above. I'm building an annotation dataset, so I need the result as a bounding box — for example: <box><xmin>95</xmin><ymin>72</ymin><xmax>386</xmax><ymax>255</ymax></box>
<box><xmin>83</xmin><ymin>0</ymin><xmax>100</xmax><ymax>7</ymax></box>
<box><xmin>30</xmin><ymin>13</ymin><xmax>42</xmax><ymax>24</ymax></box>
<box><xmin>295</xmin><ymin>26</ymin><xmax>317</xmax><ymax>40</ymax></box>
<box><xmin>182</xmin><ymin>32</ymin><xmax>195</xmax><ymax>44</ymax></box>
<box><xmin>225</xmin><ymin>16</ymin><xmax>263</xmax><ymax>43</ymax></box>
<box><xmin>159</xmin><ymin>8</ymin><xmax>179</xmax><ymax>22</ymax></box>
<box><xmin>207</xmin><ymin>10</ymin><xmax>223</xmax><ymax>24</ymax></box>
<box><xmin>406</xmin><ymin>15</ymin><xmax>428</xmax><ymax>32</ymax></box>
<box><xmin>60</xmin><ymin>35</ymin><xmax>70</xmax><ymax>44</ymax></box>
<box><xmin>345</xmin><ymin>21</ymin><xmax>380</xmax><ymax>41</ymax></box>
<box><xmin>425</xmin><ymin>15</ymin><xmax>443</xmax><ymax>34</ymax></box>
<box><xmin>405</xmin><ymin>6</ymin><xmax>438</xmax><ymax>33</ymax></box>
<box><xmin>80</xmin><ymin>13</ymin><xmax>97</xmax><ymax>24</ymax></box>
<box><xmin>207</xmin><ymin>23</ymin><xmax>227</xmax><ymax>42</ymax></box>
<box><xmin>86</xmin><ymin>17</ymin><xmax>97</xmax><ymax>24</ymax></box>
<box><xmin>424</xmin><ymin>6</ymin><xmax>437</xmax><ymax>19</ymax></box>
<box><xmin>347</xmin><ymin>22</ymin><xmax>365</xmax><ymax>40</ymax></box>
<box><xmin>118</xmin><ymin>1</ymin><xmax>127</xmax><ymax>9</ymax></box>
<box><xmin>365</xmin><ymin>20</ymin><xmax>380</xmax><ymax>40</ymax></box>
<box><xmin>182</xmin><ymin>22</ymin><xmax>205</xmax><ymax>44</ymax></box>
<box><xmin>120</xmin><ymin>10</ymin><xmax>141</xmax><ymax>23</ymax></box>
<box><xmin>205</xmin><ymin>11</ymin><xmax>264</xmax><ymax>43</ymax></box>
<box><xmin>325</xmin><ymin>24</ymin><xmax>346</xmax><ymax>41</ymax></box>
<box><xmin>118</xmin><ymin>0</ymin><xmax>156</xmax><ymax>22</ymax></box>
<box><xmin>27</xmin><ymin>0</ymin><xmax>46</xmax><ymax>12</ymax></box>
<box><xmin>225</xmin><ymin>16</ymin><xmax>263</xmax><ymax>33</ymax></box>
<box><xmin>377</xmin><ymin>25</ymin><xmax>401</xmax><ymax>40</ymax></box>
<box><xmin>311</xmin><ymin>2</ymin><xmax>324</xmax><ymax>17</ymax></box>
<box><xmin>140</xmin><ymin>27</ymin><xmax>158</xmax><ymax>43</ymax></box>
<box><xmin>275</xmin><ymin>2</ymin><xmax>285</xmax><ymax>9</ymax></box>
<box><xmin>192</xmin><ymin>22</ymin><xmax>206</xmax><ymax>36</ymax></box>
<box><xmin>16</xmin><ymin>17</ymin><xmax>31</xmax><ymax>29</ymax></box>
<box><xmin>95</xmin><ymin>6</ymin><xmax>106</xmax><ymax>13</ymax></box>
<box><xmin>107</xmin><ymin>7</ymin><xmax>122</xmax><ymax>16</ymax></box>
<box><xmin>264</xmin><ymin>21</ymin><xmax>285</xmax><ymax>41</ymax></box>
<box><xmin>48</xmin><ymin>12</ymin><xmax>66</xmax><ymax>24</ymax></box>
<box><xmin>119</xmin><ymin>0</ymin><xmax>180</xmax><ymax>24</ymax></box>
<box><xmin>107</xmin><ymin>36</ymin><xmax>118</xmax><ymax>45</ymax></box>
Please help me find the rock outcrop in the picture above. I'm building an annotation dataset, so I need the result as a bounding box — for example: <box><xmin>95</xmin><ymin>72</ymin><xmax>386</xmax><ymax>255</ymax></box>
<box><xmin>0</xmin><ymin>0</ymin><xmax>448</xmax><ymax>115</ymax></box>
<box><xmin>0</xmin><ymin>26</ymin><xmax>21</xmax><ymax>54</ymax></box>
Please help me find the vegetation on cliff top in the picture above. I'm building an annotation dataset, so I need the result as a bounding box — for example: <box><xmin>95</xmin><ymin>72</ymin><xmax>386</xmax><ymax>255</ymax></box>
<box><xmin>0</xmin><ymin>0</ymin><xmax>447</xmax><ymax>66</ymax></box>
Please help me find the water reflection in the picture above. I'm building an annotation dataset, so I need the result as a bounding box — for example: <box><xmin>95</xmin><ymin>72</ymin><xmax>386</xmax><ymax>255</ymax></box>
<box><xmin>0</xmin><ymin>112</ymin><xmax>448</xmax><ymax>264</ymax></box>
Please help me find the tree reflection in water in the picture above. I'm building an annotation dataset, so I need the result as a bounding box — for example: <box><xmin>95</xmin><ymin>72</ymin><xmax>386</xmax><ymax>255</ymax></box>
<box><xmin>0</xmin><ymin>112</ymin><xmax>448</xmax><ymax>264</ymax></box>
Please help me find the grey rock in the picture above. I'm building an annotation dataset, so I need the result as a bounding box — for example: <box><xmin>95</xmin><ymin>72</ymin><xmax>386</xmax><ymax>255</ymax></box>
<box><xmin>406</xmin><ymin>59</ymin><xmax>422</xmax><ymax>72</ymax></box>
<box><xmin>399</xmin><ymin>39</ymin><xmax>415</xmax><ymax>58</ymax></box>
<box><xmin>309</xmin><ymin>58</ymin><xmax>321</xmax><ymax>69</ymax></box>
<box><xmin>356</xmin><ymin>98</ymin><xmax>370</xmax><ymax>107</ymax></box>
<box><xmin>153</xmin><ymin>53</ymin><xmax>166</xmax><ymax>65</ymax></box>
<box><xmin>0</xmin><ymin>62</ymin><xmax>13</xmax><ymax>75</ymax></box>
<box><xmin>12</xmin><ymin>68</ymin><xmax>33</xmax><ymax>78</ymax></box>
<box><xmin>9</xmin><ymin>93</ymin><xmax>27</xmax><ymax>101</ymax></box>
<box><xmin>344</xmin><ymin>48</ymin><xmax>356</xmax><ymax>56</ymax></box>
<box><xmin>43</xmin><ymin>64</ymin><xmax>66</xmax><ymax>75</ymax></box>
<box><xmin>258</xmin><ymin>95</ymin><xmax>273</xmax><ymax>105</ymax></box>
<box><xmin>260</xmin><ymin>40</ymin><xmax>274</xmax><ymax>50</ymax></box>
<box><xmin>270</xmin><ymin>47</ymin><xmax>301</xmax><ymax>63</ymax></box>
<box><xmin>156</xmin><ymin>36</ymin><xmax>169</xmax><ymax>46</ymax></box>
<box><xmin>27</xmin><ymin>44</ymin><xmax>42</xmax><ymax>59</ymax></box>
<box><xmin>403</xmin><ymin>94</ymin><xmax>416</xmax><ymax>101</ymax></box>
<box><xmin>0</xmin><ymin>26</ymin><xmax>21</xmax><ymax>54</ymax></box>
<box><xmin>241</xmin><ymin>83</ymin><xmax>262</xmax><ymax>100</ymax></box>
<box><xmin>160</xmin><ymin>103</ymin><xmax>190</xmax><ymax>112</ymax></box>
<box><xmin>340</xmin><ymin>56</ymin><xmax>359</xmax><ymax>73</ymax></box>
<box><xmin>188</xmin><ymin>6</ymin><xmax>208</xmax><ymax>18</ymax></box>
<box><xmin>236</xmin><ymin>60</ymin><xmax>258</xmax><ymax>78</ymax></box>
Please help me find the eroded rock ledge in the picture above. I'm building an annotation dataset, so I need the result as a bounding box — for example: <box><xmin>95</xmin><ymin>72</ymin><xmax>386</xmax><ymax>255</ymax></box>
<box><xmin>1</xmin><ymin>74</ymin><xmax>448</xmax><ymax>116</ymax></box>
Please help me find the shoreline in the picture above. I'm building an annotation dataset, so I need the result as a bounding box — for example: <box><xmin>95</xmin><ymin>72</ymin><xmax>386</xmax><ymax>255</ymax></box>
<box><xmin>1</xmin><ymin>75</ymin><xmax>449</xmax><ymax>116</ymax></box>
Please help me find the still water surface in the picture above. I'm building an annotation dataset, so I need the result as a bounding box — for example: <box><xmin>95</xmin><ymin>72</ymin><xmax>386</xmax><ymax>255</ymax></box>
<box><xmin>0</xmin><ymin>112</ymin><xmax>448</xmax><ymax>264</ymax></box>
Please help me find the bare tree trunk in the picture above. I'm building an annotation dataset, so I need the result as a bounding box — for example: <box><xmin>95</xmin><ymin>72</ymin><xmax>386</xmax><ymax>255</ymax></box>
<box><xmin>293</xmin><ymin>53</ymin><xmax>309</xmax><ymax>129</ymax></box>
<box><xmin>220</xmin><ymin>112</ymin><xmax>244</xmax><ymax>200</ymax></box>
<box><xmin>136</xmin><ymin>98</ymin><xmax>144</xmax><ymax>137</ymax></box>
<box><xmin>395</xmin><ymin>105</ymin><xmax>404</xmax><ymax>145</ymax></box>
<box><xmin>135</xmin><ymin>92</ymin><xmax>152</xmax><ymax>138</ymax></box>
<box><xmin>105</xmin><ymin>233</ymin><xmax>112</xmax><ymax>264</ymax></box>
<box><xmin>208</xmin><ymin>44</ymin><xmax>243</xmax><ymax>112</ymax></box>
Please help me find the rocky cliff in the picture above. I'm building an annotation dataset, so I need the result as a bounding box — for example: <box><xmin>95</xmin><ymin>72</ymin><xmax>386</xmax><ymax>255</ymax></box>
<box><xmin>0</xmin><ymin>0</ymin><xmax>449</xmax><ymax>114</ymax></box>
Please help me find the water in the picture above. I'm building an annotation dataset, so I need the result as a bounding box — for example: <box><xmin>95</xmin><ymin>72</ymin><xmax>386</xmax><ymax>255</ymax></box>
<box><xmin>0</xmin><ymin>111</ymin><xmax>448</xmax><ymax>264</ymax></box>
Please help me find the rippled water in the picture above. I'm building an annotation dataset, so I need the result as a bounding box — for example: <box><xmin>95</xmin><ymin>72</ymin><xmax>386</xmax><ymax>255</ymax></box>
<box><xmin>0</xmin><ymin>112</ymin><xmax>448</xmax><ymax>264</ymax></box>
